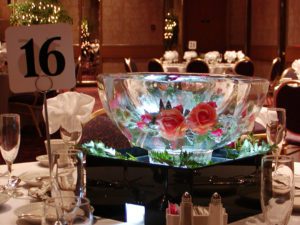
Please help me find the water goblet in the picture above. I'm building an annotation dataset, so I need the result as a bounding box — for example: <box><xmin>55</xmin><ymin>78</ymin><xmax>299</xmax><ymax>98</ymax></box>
<box><xmin>50</xmin><ymin>149</ymin><xmax>85</xmax><ymax>198</ymax></box>
<box><xmin>59</xmin><ymin>117</ymin><xmax>82</xmax><ymax>149</ymax></box>
<box><xmin>266</xmin><ymin>108</ymin><xmax>286</xmax><ymax>155</ymax></box>
<box><xmin>261</xmin><ymin>155</ymin><xmax>294</xmax><ymax>225</ymax></box>
<box><xmin>42</xmin><ymin>196</ymin><xmax>93</xmax><ymax>225</ymax></box>
<box><xmin>0</xmin><ymin>113</ymin><xmax>21</xmax><ymax>196</ymax></box>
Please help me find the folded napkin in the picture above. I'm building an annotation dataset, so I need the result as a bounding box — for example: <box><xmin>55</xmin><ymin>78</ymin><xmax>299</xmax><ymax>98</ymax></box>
<box><xmin>183</xmin><ymin>51</ymin><xmax>198</xmax><ymax>62</ymax></box>
<box><xmin>237</xmin><ymin>50</ymin><xmax>245</xmax><ymax>60</ymax></box>
<box><xmin>204</xmin><ymin>51</ymin><xmax>220</xmax><ymax>64</ymax></box>
<box><xmin>292</xmin><ymin>59</ymin><xmax>300</xmax><ymax>79</ymax></box>
<box><xmin>164</xmin><ymin>50</ymin><xmax>179</xmax><ymax>63</ymax></box>
<box><xmin>43</xmin><ymin>91</ymin><xmax>95</xmax><ymax>134</ymax></box>
<box><xmin>224</xmin><ymin>50</ymin><xmax>237</xmax><ymax>63</ymax></box>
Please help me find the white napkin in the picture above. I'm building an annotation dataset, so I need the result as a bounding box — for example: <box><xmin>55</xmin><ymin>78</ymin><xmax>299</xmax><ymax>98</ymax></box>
<box><xmin>292</xmin><ymin>59</ymin><xmax>300</xmax><ymax>79</ymax></box>
<box><xmin>224</xmin><ymin>50</ymin><xmax>237</xmax><ymax>63</ymax></box>
<box><xmin>183</xmin><ymin>51</ymin><xmax>197</xmax><ymax>62</ymax></box>
<box><xmin>237</xmin><ymin>50</ymin><xmax>245</xmax><ymax>60</ymax></box>
<box><xmin>255</xmin><ymin>106</ymin><xmax>268</xmax><ymax>128</ymax></box>
<box><xmin>43</xmin><ymin>91</ymin><xmax>95</xmax><ymax>134</ymax></box>
<box><xmin>204</xmin><ymin>51</ymin><xmax>220</xmax><ymax>64</ymax></box>
<box><xmin>163</xmin><ymin>50</ymin><xmax>178</xmax><ymax>63</ymax></box>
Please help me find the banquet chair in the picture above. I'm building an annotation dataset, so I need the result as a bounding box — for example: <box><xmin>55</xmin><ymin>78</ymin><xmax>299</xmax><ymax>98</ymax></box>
<box><xmin>79</xmin><ymin>108</ymin><xmax>131</xmax><ymax>149</ymax></box>
<box><xmin>280</xmin><ymin>67</ymin><xmax>298</xmax><ymax>80</ymax></box>
<box><xmin>124</xmin><ymin>58</ymin><xmax>138</xmax><ymax>72</ymax></box>
<box><xmin>186</xmin><ymin>58</ymin><xmax>209</xmax><ymax>73</ymax></box>
<box><xmin>234</xmin><ymin>58</ymin><xmax>254</xmax><ymax>76</ymax></box>
<box><xmin>266</xmin><ymin>57</ymin><xmax>282</xmax><ymax>107</ymax></box>
<box><xmin>73</xmin><ymin>44</ymin><xmax>82</xmax><ymax>86</ymax></box>
<box><xmin>270</xmin><ymin>57</ymin><xmax>282</xmax><ymax>82</ymax></box>
<box><xmin>147</xmin><ymin>58</ymin><xmax>164</xmax><ymax>72</ymax></box>
<box><xmin>8</xmin><ymin>90</ymin><xmax>57</xmax><ymax>137</ymax></box>
<box><xmin>274</xmin><ymin>80</ymin><xmax>300</xmax><ymax>145</ymax></box>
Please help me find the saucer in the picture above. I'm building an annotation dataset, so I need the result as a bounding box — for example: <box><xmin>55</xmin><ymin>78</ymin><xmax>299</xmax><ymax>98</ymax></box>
<box><xmin>19</xmin><ymin>171</ymin><xmax>50</xmax><ymax>187</ymax></box>
<box><xmin>36</xmin><ymin>155</ymin><xmax>49</xmax><ymax>167</ymax></box>
<box><xmin>294</xmin><ymin>196</ymin><xmax>300</xmax><ymax>211</ymax></box>
<box><xmin>14</xmin><ymin>202</ymin><xmax>43</xmax><ymax>224</ymax></box>
<box><xmin>0</xmin><ymin>193</ymin><xmax>9</xmax><ymax>205</ymax></box>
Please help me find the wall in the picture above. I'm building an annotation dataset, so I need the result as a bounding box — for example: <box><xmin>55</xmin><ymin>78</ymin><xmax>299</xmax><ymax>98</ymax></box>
<box><xmin>183</xmin><ymin>0</ymin><xmax>228</xmax><ymax>53</ymax></box>
<box><xmin>286</xmin><ymin>0</ymin><xmax>300</xmax><ymax>66</ymax></box>
<box><xmin>100</xmin><ymin>0</ymin><xmax>164</xmax><ymax>73</ymax></box>
<box><xmin>249</xmin><ymin>0</ymin><xmax>280</xmax><ymax>79</ymax></box>
<box><xmin>0</xmin><ymin>0</ymin><xmax>80</xmax><ymax>43</ymax></box>
<box><xmin>0</xmin><ymin>0</ymin><xmax>11</xmax><ymax>41</ymax></box>
<box><xmin>60</xmin><ymin>0</ymin><xmax>80</xmax><ymax>44</ymax></box>
<box><xmin>226</xmin><ymin>0</ymin><xmax>247</xmax><ymax>51</ymax></box>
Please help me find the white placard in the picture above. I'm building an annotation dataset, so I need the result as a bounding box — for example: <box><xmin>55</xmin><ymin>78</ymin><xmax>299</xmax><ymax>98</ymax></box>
<box><xmin>188</xmin><ymin>40</ymin><xmax>197</xmax><ymax>50</ymax></box>
<box><xmin>5</xmin><ymin>23</ymin><xmax>75</xmax><ymax>93</ymax></box>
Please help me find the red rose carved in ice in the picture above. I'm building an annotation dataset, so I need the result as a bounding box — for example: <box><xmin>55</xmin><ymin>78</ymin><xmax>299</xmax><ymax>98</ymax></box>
<box><xmin>187</xmin><ymin>102</ymin><xmax>217</xmax><ymax>135</ymax></box>
<box><xmin>137</xmin><ymin>113</ymin><xmax>153</xmax><ymax>129</ymax></box>
<box><xmin>156</xmin><ymin>108</ymin><xmax>187</xmax><ymax>141</ymax></box>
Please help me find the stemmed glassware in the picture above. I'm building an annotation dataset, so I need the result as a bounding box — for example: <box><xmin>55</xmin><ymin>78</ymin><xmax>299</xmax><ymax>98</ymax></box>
<box><xmin>0</xmin><ymin>113</ymin><xmax>21</xmax><ymax>196</ymax></box>
<box><xmin>42</xmin><ymin>196</ymin><xmax>93</xmax><ymax>225</ymax></box>
<box><xmin>266</xmin><ymin>108</ymin><xmax>286</xmax><ymax>156</ymax></box>
<box><xmin>261</xmin><ymin>155</ymin><xmax>294</xmax><ymax>225</ymax></box>
<box><xmin>51</xmin><ymin>149</ymin><xmax>85</xmax><ymax>198</ymax></box>
<box><xmin>59</xmin><ymin>117</ymin><xmax>82</xmax><ymax>149</ymax></box>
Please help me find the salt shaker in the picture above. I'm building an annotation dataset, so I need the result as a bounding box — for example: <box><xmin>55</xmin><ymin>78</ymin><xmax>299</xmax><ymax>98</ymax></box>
<box><xmin>179</xmin><ymin>192</ymin><xmax>193</xmax><ymax>225</ymax></box>
<box><xmin>208</xmin><ymin>192</ymin><xmax>224</xmax><ymax>225</ymax></box>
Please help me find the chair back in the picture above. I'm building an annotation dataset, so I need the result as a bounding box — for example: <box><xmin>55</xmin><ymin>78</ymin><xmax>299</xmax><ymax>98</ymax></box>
<box><xmin>80</xmin><ymin>109</ymin><xmax>131</xmax><ymax>149</ymax></box>
<box><xmin>234</xmin><ymin>58</ymin><xmax>254</xmax><ymax>76</ymax></box>
<box><xmin>148</xmin><ymin>58</ymin><xmax>164</xmax><ymax>72</ymax></box>
<box><xmin>270</xmin><ymin>57</ymin><xmax>282</xmax><ymax>81</ymax></box>
<box><xmin>280</xmin><ymin>67</ymin><xmax>298</xmax><ymax>80</ymax></box>
<box><xmin>186</xmin><ymin>58</ymin><xmax>209</xmax><ymax>73</ymax></box>
<box><xmin>124</xmin><ymin>58</ymin><xmax>138</xmax><ymax>72</ymax></box>
<box><xmin>274</xmin><ymin>80</ymin><xmax>300</xmax><ymax>134</ymax></box>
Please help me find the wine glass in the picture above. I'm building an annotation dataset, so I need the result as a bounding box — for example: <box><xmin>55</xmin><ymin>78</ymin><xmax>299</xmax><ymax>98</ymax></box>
<box><xmin>42</xmin><ymin>196</ymin><xmax>93</xmax><ymax>225</ymax></box>
<box><xmin>266</xmin><ymin>108</ymin><xmax>286</xmax><ymax>155</ymax></box>
<box><xmin>59</xmin><ymin>116</ymin><xmax>82</xmax><ymax>150</ymax></box>
<box><xmin>51</xmin><ymin>149</ymin><xmax>85</xmax><ymax>198</ymax></box>
<box><xmin>0</xmin><ymin>113</ymin><xmax>21</xmax><ymax>195</ymax></box>
<box><xmin>261</xmin><ymin>155</ymin><xmax>294</xmax><ymax>225</ymax></box>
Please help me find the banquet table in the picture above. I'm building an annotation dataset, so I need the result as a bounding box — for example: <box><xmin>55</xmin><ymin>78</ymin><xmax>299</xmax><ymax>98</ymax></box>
<box><xmin>0</xmin><ymin>161</ymin><xmax>300</xmax><ymax>225</ymax></box>
<box><xmin>0</xmin><ymin>162</ymin><xmax>132</xmax><ymax>225</ymax></box>
<box><xmin>0</xmin><ymin>74</ymin><xmax>10</xmax><ymax>114</ymax></box>
<box><xmin>162</xmin><ymin>62</ymin><xmax>235</xmax><ymax>74</ymax></box>
<box><xmin>0</xmin><ymin>44</ymin><xmax>10</xmax><ymax>114</ymax></box>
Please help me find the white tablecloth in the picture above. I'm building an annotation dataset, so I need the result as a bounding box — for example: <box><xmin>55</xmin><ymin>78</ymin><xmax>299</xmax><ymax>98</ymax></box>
<box><xmin>0</xmin><ymin>162</ymin><xmax>129</xmax><ymax>225</ymax></box>
<box><xmin>0</xmin><ymin>162</ymin><xmax>300</xmax><ymax>225</ymax></box>
<box><xmin>162</xmin><ymin>62</ymin><xmax>235</xmax><ymax>74</ymax></box>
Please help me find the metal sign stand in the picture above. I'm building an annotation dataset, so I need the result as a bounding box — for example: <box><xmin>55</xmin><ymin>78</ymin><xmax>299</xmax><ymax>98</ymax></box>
<box><xmin>35</xmin><ymin>76</ymin><xmax>54</xmax><ymax>177</ymax></box>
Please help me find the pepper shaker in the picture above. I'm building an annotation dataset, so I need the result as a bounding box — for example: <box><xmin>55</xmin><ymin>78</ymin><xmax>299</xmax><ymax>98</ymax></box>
<box><xmin>208</xmin><ymin>192</ymin><xmax>224</xmax><ymax>225</ymax></box>
<box><xmin>179</xmin><ymin>192</ymin><xmax>193</xmax><ymax>225</ymax></box>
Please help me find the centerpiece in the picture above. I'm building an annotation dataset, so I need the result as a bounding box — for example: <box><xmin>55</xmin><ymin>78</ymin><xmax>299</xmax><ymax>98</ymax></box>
<box><xmin>97</xmin><ymin>73</ymin><xmax>269</xmax><ymax>166</ymax></box>
<box><xmin>87</xmin><ymin>72</ymin><xmax>270</xmax><ymax>224</ymax></box>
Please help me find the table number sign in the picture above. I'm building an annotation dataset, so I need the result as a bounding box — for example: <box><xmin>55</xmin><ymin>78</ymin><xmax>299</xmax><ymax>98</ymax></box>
<box><xmin>5</xmin><ymin>23</ymin><xmax>75</xmax><ymax>93</ymax></box>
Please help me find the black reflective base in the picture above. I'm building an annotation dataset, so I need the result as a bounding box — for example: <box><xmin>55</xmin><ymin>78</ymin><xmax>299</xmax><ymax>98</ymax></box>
<box><xmin>86</xmin><ymin>148</ymin><xmax>263</xmax><ymax>225</ymax></box>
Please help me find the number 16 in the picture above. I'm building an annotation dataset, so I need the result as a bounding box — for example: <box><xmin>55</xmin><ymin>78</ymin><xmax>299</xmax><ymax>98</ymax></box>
<box><xmin>21</xmin><ymin>36</ymin><xmax>66</xmax><ymax>77</ymax></box>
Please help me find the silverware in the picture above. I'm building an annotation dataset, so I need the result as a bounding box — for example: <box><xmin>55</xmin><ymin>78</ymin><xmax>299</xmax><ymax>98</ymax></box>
<box><xmin>35</xmin><ymin>176</ymin><xmax>50</xmax><ymax>182</ymax></box>
<box><xmin>18</xmin><ymin>213</ymin><xmax>41</xmax><ymax>219</ymax></box>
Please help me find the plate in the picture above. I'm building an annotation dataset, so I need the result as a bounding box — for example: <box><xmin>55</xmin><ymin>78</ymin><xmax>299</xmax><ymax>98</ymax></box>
<box><xmin>14</xmin><ymin>202</ymin><xmax>43</xmax><ymax>224</ymax></box>
<box><xmin>294</xmin><ymin>196</ymin><xmax>300</xmax><ymax>211</ymax></box>
<box><xmin>36</xmin><ymin>155</ymin><xmax>49</xmax><ymax>167</ymax></box>
<box><xmin>0</xmin><ymin>193</ymin><xmax>9</xmax><ymax>205</ymax></box>
<box><xmin>294</xmin><ymin>173</ymin><xmax>300</xmax><ymax>210</ymax></box>
<box><xmin>19</xmin><ymin>171</ymin><xmax>50</xmax><ymax>187</ymax></box>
